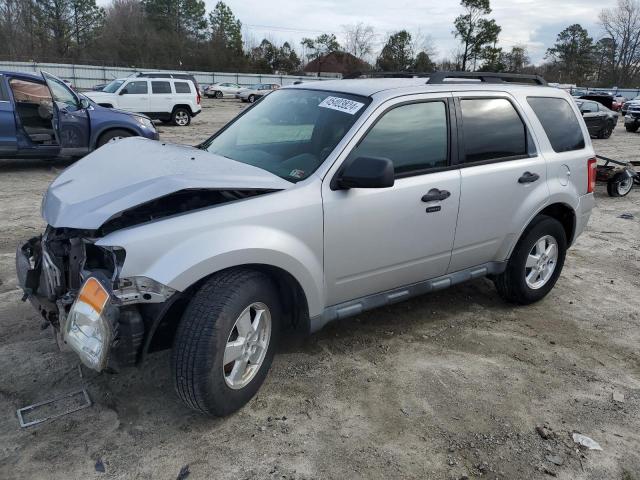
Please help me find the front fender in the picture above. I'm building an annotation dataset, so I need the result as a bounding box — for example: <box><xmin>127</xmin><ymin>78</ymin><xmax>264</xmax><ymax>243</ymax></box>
<box><xmin>104</xmin><ymin>224</ymin><xmax>325</xmax><ymax>318</ymax></box>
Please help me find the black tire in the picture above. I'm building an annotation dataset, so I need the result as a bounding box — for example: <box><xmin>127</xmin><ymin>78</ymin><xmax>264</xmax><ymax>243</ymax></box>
<box><xmin>172</xmin><ymin>269</ymin><xmax>281</xmax><ymax>416</ymax></box>
<box><xmin>214</xmin><ymin>90</ymin><xmax>223</xmax><ymax>99</ymax></box>
<box><xmin>171</xmin><ymin>107</ymin><xmax>191</xmax><ymax>126</ymax></box>
<box><xmin>97</xmin><ymin>129</ymin><xmax>133</xmax><ymax>147</ymax></box>
<box><xmin>248</xmin><ymin>94</ymin><xmax>256</xmax><ymax>103</ymax></box>
<box><xmin>625</xmin><ymin>124</ymin><xmax>639</xmax><ymax>133</ymax></box>
<box><xmin>603</xmin><ymin>123</ymin><xmax>614</xmax><ymax>139</ymax></box>
<box><xmin>607</xmin><ymin>176</ymin><xmax>634</xmax><ymax>197</ymax></box>
<box><xmin>493</xmin><ymin>215</ymin><xmax>567</xmax><ymax>305</ymax></box>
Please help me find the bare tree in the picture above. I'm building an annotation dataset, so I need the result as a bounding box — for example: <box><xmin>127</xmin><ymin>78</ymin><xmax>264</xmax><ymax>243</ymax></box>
<box><xmin>600</xmin><ymin>0</ymin><xmax>640</xmax><ymax>86</ymax></box>
<box><xmin>343</xmin><ymin>23</ymin><xmax>376</xmax><ymax>61</ymax></box>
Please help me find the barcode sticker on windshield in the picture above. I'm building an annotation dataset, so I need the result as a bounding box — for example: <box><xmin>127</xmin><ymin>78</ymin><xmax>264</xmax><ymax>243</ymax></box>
<box><xmin>319</xmin><ymin>96</ymin><xmax>365</xmax><ymax>115</ymax></box>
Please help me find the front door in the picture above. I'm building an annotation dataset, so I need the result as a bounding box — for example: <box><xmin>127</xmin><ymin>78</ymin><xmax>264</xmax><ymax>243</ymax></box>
<box><xmin>42</xmin><ymin>72</ymin><xmax>90</xmax><ymax>156</ymax></box>
<box><xmin>117</xmin><ymin>80</ymin><xmax>150</xmax><ymax>113</ymax></box>
<box><xmin>579</xmin><ymin>101</ymin><xmax>602</xmax><ymax>135</ymax></box>
<box><xmin>448</xmin><ymin>94</ymin><xmax>549</xmax><ymax>272</ymax></box>
<box><xmin>323</xmin><ymin>97</ymin><xmax>461</xmax><ymax>306</ymax></box>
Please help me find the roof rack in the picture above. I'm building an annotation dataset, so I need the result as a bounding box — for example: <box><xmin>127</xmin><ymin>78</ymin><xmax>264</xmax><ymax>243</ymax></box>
<box><xmin>426</xmin><ymin>71</ymin><xmax>547</xmax><ymax>85</ymax></box>
<box><xmin>343</xmin><ymin>71</ymin><xmax>431</xmax><ymax>80</ymax></box>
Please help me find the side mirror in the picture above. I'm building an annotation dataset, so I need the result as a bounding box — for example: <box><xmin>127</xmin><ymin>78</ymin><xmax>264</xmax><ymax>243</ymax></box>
<box><xmin>335</xmin><ymin>156</ymin><xmax>395</xmax><ymax>190</ymax></box>
<box><xmin>80</xmin><ymin>97</ymin><xmax>90</xmax><ymax>109</ymax></box>
<box><xmin>119</xmin><ymin>89</ymin><xmax>127</xmax><ymax>95</ymax></box>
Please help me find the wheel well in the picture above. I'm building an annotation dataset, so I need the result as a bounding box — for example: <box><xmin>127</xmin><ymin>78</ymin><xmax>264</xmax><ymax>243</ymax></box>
<box><xmin>95</xmin><ymin>127</ymin><xmax>138</xmax><ymax>148</ymax></box>
<box><xmin>172</xmin><ymin>104</ymin><xmax>193</xmax><ymax>115</ymax></box>
<box><xmin>141</xmin><ymin>265</ymin><xmax>310</xmax><ymax>359</ymax></box>
<box><xmin>538</xmin><ymin>203</ymin><xmax>576</xmax><ymax>245</ymax></box>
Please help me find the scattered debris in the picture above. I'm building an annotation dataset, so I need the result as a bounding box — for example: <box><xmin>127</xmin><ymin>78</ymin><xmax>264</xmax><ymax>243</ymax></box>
<box><xmin>16</xmin><ymin>389</ymin><xmax>92</xmax><ymax>428</ymax></box>
<box><xmin>95</xmin><ymin>459</ymin><xmax>105</xmax><ymax>473</ymax></box>
<box><xmin>572</xmin><ymin>433</ymin><xmax>602</xmax><ymax>451</ymax></box>
<box><xmin>618</xmin><ymin>213</ymin><xmax>634</xmax><ymax>220</ymax></box>
<box><xmin>545</xmin><ymin>454</ymin><xmax>564</xmax><ymax>466</ymax></box>
<box><xmin>536</xmin><ymin>425</ymin><xmax>553</xmax><ymax>440</ymax></box>
<box><xmin>613</xmin><ymin>391</ymin><xmax>625</xmax><ymax>403</ymax></box>
<box><xmin>543</xmin><ymin>466</ymin><xmax>558</xmax><ymax>477</ymax></box>
<box><xmin>176</xmin><ymin>465</ymin><xmax>190</xmax><ymax>480</ymax></box>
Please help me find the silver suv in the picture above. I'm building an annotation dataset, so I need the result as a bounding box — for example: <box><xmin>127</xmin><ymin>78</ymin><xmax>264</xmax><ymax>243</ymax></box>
<box><xmin>16</xmin><ymin>72</ymin><xmax>596</xmax><ymax>416</ymax></box>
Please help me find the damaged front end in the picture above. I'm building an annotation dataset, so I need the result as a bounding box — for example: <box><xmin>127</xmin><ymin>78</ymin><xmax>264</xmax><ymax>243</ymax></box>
<box><xmin>16</xmin><ymin>227</ymin><xmax>175</xmax><ymax>371</ymax></box>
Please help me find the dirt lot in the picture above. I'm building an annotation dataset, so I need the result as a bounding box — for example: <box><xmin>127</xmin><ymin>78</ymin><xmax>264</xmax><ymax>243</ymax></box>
<box><xmin>0</xmin><ymin>98</ymin><xmax>639</xmax><ymax>480</ymax></box>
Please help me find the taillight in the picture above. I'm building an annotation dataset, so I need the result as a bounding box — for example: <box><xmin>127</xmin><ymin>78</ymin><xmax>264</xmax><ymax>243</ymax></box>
<box><xmin>197</xmin><ymin>91</ymin><xmax>201</xmax><ymax>105</ymax></box>
<box><xmin>587</xmin><ymin>157</ymin><xmax>597</xmax><ymax>193</ymax></box>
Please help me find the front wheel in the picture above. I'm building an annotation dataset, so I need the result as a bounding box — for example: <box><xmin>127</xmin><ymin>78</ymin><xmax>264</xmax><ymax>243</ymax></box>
<box><xmin>214</xmin><ymin>91</ymin><xmax>223</xmax><ymax>99</ymax></box>
<box><xmin>493</xmin><ymin>215</ymin><xmax>567</xmax><ymax>304</ymax></box>
<box><xmin>172</xmin><ymin>269</ymin><xmax>281</xmax><ymax>416</ymax></box>
<box><xmin>97</xmin><ymin>129</ymin><xmax>133</xmax><ymax>147</ymax></box>
<box><xmin>172</xmin><ymin>107</ymin><xmax>191</xmax><ymax>126</ymax></box>
<box><xmin>625</xmin><ymin>124</ymin><xmax>639</xmax><ymax>133</ymax></box>
<box><xmin>248</xmin><ymin>94</ymin><xmax>256</xmax><ymax>103</ymax></box>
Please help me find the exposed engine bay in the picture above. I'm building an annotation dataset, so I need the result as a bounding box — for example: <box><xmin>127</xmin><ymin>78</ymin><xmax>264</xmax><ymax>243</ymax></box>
<box><xmin>16</xmin><ymin>187</ymin><xmax>273</xmax><ymax>370</ymax></box>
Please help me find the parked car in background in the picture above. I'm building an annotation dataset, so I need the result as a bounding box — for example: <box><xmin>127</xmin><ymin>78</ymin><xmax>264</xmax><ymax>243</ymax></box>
<box><xmin>134</xmin><ymin>72</ymin><xmax>202</xmax><ymax>96</ymax></box>
<box><xmin>575</xmin><ymin>99</ymin><xmax>618</xmax><ymax>138</ymax></box>
<box><xmin>85</xmin><ymin>77</ymin><xmax>201</xmax><ymax>126</ymax></box>
<box><xmin>205</xmin><ymin>82</ymin><xmax>243</xmax><ymax>98</ymax></box>
<box><xmin>0</xmin><ymin>70</ymin><xmax>158</xmax><ymax>160</ymax></box>
<box><xmin>611</xmin><ymin>95</ymin><xmax>627</xmax><ymax>111</ymax></box>
<box><xmin>621</xmin><ymin>96</ymin><xmax>640</xmax><ymax>115</ymax></box>
<box><xmin>624</xmin><ymin>102</ymin><xmax>640</xmax><ymax>132</ymax></box>
<box><xmin>92</xmin><ymin>83</ymin><xmax>108</xmax><ymax>91</ymax></box>
<box><xmin>16</xmin><ymin>72</ymin><xmax>595</xmax><ymax>416</ymax></box>
<box><xmin>236</xmin><ymin>83</ymin><xmax>280</xmax><ymax>103</ymax></box>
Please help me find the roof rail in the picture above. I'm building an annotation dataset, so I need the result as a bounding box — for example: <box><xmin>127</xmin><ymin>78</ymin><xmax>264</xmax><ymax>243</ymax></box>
<box><xmin>343</xmin><ymin>71</ymin><xmax>431</xmax><ymax>80</ymax></box>
<box><xmin>427</xmin><ymin>71</ymin><xmax>547</xmax><ymax>85</ymax></box>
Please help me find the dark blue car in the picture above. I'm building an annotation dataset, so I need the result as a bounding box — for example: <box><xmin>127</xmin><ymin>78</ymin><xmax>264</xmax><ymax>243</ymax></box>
<box><xmin>0</xmin><ymin>71</ymin><xmax>159</xmax><ymax>159</ymax></box>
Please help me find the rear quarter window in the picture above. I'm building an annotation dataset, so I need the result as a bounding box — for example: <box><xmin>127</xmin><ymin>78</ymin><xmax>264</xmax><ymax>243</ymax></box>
<box><xmin>527</xmin><ymin>97</ymin><xmax>585</xmax><ymax>152</ymax></box>
<box><xmin>174</xmin><ymin>82</ymin><xmax>192</xmax><ymax>94</ymax></box>
<box><xmin>0</xmin><ymin>76</ymin><xmax>8</xmax><ymax>101</ymax></box>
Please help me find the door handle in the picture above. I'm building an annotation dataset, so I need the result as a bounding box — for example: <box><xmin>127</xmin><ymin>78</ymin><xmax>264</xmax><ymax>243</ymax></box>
<box><xmin>518</xmin><ymin>172</ymin><xmax>540</xmax><ymax>184</ymax></box>
<box><xmin>421</xmin><ymin>188</ymin><xmax>451</xmax><ymax>202</ymax></box>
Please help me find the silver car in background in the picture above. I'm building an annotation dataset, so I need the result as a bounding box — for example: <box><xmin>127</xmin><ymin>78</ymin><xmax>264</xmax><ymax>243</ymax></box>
<box><xmin>236</xmin><ymin>83</ymin><xmax>280</xmax><ymax>103</ymax></box>
<box><xmin>16</xmin><ymin>72</ymin><xmax>595</xmax><ymax>416</ymax></box>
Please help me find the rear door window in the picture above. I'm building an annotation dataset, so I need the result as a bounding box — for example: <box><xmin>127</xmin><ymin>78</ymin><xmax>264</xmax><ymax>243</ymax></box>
<box><xmin>152</xmin><ymin>81</ymin><xmax>172</xmax><ymax>94</ymax></box>
<box><xmin>174</xmin><ymin>82</ymin><xmax>191</xmax><ymax>94</ymax></box>
<box><xmin>527</xmin><ymin>97</ymin><xmax>585</xmax><ymax>152</ymax></box>
<box><xmin>460</xmin><ymin>98</ymin><xmax>527</xmax><ymax>163</ymax></box>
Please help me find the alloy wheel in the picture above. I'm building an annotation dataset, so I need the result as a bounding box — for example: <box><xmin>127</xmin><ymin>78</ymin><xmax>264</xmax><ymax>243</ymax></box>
<box><xmin>525</xmin><ymin>235</ymin><xmax>559</xmax><ymax>290</ymax></box>
<box><xmin>223</xmin><ymin>302</ymin><xmax>272</xmax><ymax>390</ymax></box>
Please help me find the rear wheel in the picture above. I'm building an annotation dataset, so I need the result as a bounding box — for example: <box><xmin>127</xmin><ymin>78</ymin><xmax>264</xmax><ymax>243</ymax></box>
<box><xmin>493</xmin><ymin>215</ymin><xmax>567</xmax><ymax>304</ymax></box>
<box><xmin>607</xmin><ymin>176</ymin><xmax>634</xmax><ymax>197</ymax></box>
<box><xmin>603</xmin><ymin>123</ymin><xmax>615</xmax><ymax>138</ymax></box>
<box><xmin>215</xmin><ymin>91</ymin><xmax>223</xmax><ymax>99</ymax></box>
<box><xmin>172</xmin><ymin>107</ymin><xmax>191</xmax><ymax>126</ymax></box>
<box><xmin>172</xmin><ymin>269</ymin><xmax>281</xmax><ymax>416</ymax></box>
<box><xmin>97</xmin><ymin>129</ymin><xmax>133</xmax><ymax>147</ymax></box>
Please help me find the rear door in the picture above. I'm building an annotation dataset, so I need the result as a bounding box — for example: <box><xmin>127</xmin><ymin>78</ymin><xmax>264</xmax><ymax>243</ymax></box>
<box><xmin>116</xmin><ymin>80</ymin><xmax>149</xmax><ymax>113</ymax></box>
<box><xmin>448</xmin><ymin>93</ymin><xmax>548</xmax><ymax>272</ymax></box>
<box><xmin>0</xmin><ymin>74</ymin><xmax>18</xmax><ymax>157</ymax></box>
<box><xmin>42</xmin><ymin>71</ymin><xmax>90</xmax><ymax>156</ymax></box>
<box><xmin>149</xmin><ymin>80</ymin><xmax>173</xmax><ymax>114</ymax></box>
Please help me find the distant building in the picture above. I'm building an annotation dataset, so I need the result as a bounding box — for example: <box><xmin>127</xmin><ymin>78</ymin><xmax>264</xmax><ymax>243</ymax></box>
<box><xmin>303</xmin><ymin>52</ymin><xmax>370</xmax><ymax>78</ymax></box>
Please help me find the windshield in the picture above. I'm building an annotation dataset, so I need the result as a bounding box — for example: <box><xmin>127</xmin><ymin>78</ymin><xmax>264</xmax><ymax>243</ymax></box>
<box><xmin>202</xmin><ymin>89</ymin><xmax>371</xmax><ymax>182</ymax></box>
<box><xmin>103</xmin><ymin>80</ymin><xmax>125</xmax><ymax>93</ymax></box>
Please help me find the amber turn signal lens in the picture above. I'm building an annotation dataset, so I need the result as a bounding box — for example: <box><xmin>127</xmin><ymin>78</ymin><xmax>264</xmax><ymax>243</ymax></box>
<box><xmin>78</xmin><ymin>277</ymin><xmax>109</xmax><ymax>313</ymax></box>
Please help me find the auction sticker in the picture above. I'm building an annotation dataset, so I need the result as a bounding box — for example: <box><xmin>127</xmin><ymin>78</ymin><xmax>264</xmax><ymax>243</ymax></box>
<box><xmin>319</xmin><ymin>96</ymin><xmax>365</xmax><ymax>115</ymax></box>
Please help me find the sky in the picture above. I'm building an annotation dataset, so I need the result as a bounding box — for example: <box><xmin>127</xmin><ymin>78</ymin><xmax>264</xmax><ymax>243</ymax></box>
<box><xmin>98</xmin><ymin>0</ymin><xmax>619</xmax><ymax>65</ymax></box>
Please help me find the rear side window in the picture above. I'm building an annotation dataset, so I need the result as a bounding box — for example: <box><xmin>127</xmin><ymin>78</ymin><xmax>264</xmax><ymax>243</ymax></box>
<box><xmin>348</xmin><ymin>101</ymin><xmax>448</xmax><ymax>175</ymax></box>
<box><xmin>527</xmin><ymin>97</ymin><xmax>585</xmax><ymax>152</ymax></box>
<box><xmin>174</xmin><ymin>82</ymin><xmax>191</xmax><ymax>94</ymax></box>
<box><xmin>460</xmin><ymin>98</ymin><xmax>527</xmax><ymax>162</ymax></box>
<box><xmin>152</xmin><ymin>81</ymin><xmax>171</xmax><ymax>94</ymax></box>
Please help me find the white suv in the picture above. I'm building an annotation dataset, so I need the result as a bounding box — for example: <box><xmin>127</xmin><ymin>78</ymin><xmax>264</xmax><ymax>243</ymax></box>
<box><xmin>87</xmin><ymin>77</ymin><xmax>202</xmax><ymax>126</ymax></box>
<box><xmin>17</xmin><ymin>72</ymin><xmax>596</xmax><ymax>416</ymax></box>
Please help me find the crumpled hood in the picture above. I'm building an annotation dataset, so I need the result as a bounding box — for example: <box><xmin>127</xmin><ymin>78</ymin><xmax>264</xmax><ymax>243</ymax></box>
<box><xmin>43</xmin><ymin>137</ymin><xmax>291</xmax><ymax>229</ymax></box>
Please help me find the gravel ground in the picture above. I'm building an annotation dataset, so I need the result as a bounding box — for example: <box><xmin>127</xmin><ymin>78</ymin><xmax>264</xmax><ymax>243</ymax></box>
<box><xmin>0</xmin><ymin>98</ymin><xmax>639</xmax><ymax>480</ymax></box>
